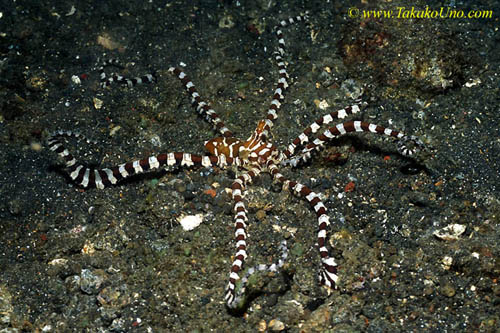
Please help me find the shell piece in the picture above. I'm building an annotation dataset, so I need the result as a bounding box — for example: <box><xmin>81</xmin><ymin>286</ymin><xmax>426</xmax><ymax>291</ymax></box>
<box><xmin>178</xmin><ymin>214</ymin><xmax>204</xmax><ymax>231</ymax></box>
<box><xmin>93</xmin><ymin>97</ymin><xmax>103</xmax><ymax>110</ymax></box>
<box><xmin>441</xmin><ymin>256</ymin><xmax>453</xmax><ymax>270</ymax></box>
<box><xmin>71</xmin><ymin>75</ymin><xmax>81</xmax><ymax>85</ymax></box>
<box><xmin>433</xmin><ymin>224</ymin><xmax>466</xmax><ymax>241</ymax></box>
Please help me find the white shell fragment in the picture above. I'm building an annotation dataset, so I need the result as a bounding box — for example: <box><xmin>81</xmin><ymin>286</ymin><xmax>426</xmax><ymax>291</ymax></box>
<box><xmin>48</xmin><ymin>258</ymin><xmax>68</xmax><ymax>266</ymax></box>
<box><xmin>318</xmin><ymin>99</ymin><xmax>329</xmax><ymax>110</ymax></box>
<box><xmin>109</xmin><ymin>125</ymin><xmax>121</xmax><ymax>137</ymax></box>
<box><xmin>178</xmin><ymin>214</ymin><xmax>204</xmax><ymax>231</ymax></box>
<box><xmin>71</xmin><ymin>75</ymin><xmax>81</xmax><ymax>85</ymax></box>
<box><xmin>433</xmin><ymin>224</ymin><xmax>466</xmax><ymax>241</ymax></box>
<box><xmin>464</xmin><ymin>78</ymin><xmax>481</xmax><ymax>87</ymax></box>
<box><xmin>441</xmin><ymin>256</ymin><xmax>453</xmax><ymax>270</ymax></box>
<box><xmin>93</xmin><ymin>97</ymin><xmax>103</xmax><ymax>110</ymax></box>
<box><xmin>65</xmin><ymin>5</ymin><xmax>76</xmax><ymax>16</ymax></box>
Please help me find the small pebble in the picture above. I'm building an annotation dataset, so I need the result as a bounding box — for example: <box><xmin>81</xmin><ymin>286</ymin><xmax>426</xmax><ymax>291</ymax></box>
<box><xmin>93</xmin><ymin>97</ymin><xmax>103</xmax><ymax>110</ymax></box>
<box><xmin>256</xmin><ymin>209</ymin><xmax>266</xmax><ymax>221</ymax></box>
<box><xmin>440</xmin><ymin>282</ymin><xmax>456</xmax><ymax>297</ymax></box>
<box><xmin>269</xmin><ymin>319</ymin><xmax>285</xmax><ymax>331</ymax></box>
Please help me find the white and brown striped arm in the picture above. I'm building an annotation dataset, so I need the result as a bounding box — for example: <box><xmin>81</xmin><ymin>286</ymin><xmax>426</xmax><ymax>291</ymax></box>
<box><xmin>99</xmin><ymin>59</ymin><xmax>156</xmax><ymax>88</ymax></box>
<box><xmin>268</xmin><ymin>161</ymin><xmax>339</xmax><ymax>291</ymax></box>
<box><xmin>281</xmin><ymin>101</ymin><xmax>364</xmax><ymax>164</ymax></box>
<box><xmin>47</xmin><ymin>130</ymin><xmax>239</xmax><ymax>189</ymax></box>
<box><xmin>259</xmin><ymin>14</ymin><xmax>309</xmax><ymax>141</ymax></box>
<box><xmin>224</xmin><ymin>165</ymin><xmax>264</xmax><ymax>308</ymax></box>
<box><xmin>285</xmin><ymin>120</ymin><xmax>425</xmax><ymax>166</ymax></box>
<box><xmin>168</xmin><ymin>67</ymin><xmax>233</xmax><ymax>138</ymax></box>
<box><xmin>227</xmin><ymin>240</ymin><xmax>288</xmax><ymax>309</ymax></box>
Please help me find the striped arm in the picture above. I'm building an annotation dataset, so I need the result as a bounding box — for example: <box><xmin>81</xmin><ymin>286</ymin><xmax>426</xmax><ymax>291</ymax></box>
<box><xmin>227</xmin><ymin>240</ymin><xmax>288</xmax><ymax>309</ymax></box>
<box><xmin>168</xmin><ymin>67</ymin><xmax>233</xmax><ymax>138</ymax></box>
<box><xmin>225</xmin><ymin>165</ymin><xmax>262</xmax><ymax>308</ymax></box>
<box><xmin>99</xmin><ymin>59</ymin><xmax>156</xmax><ymax>88</ymax></box>
<box><xmin>285</xmin><ymin>120</ymin><xmax>425</xmax><ymax>166</ymax></box>
<box><xmin>47</xmin><ymin>130</ymin><xmax>238</xmax><ymax>189</ymax></box>
<box><xmin>268</xmin><ymin>162</ymin><xmax>339</xmax><ymax>290</ymax></box>
<box><xmin>282</xmin><ymin>101</ymin><xmax>364</xmax><ymax>162</ymax></box>
<box><xmin>260</xmin><ymin>14</ymin><xmax>309</xmax><ymax>141</ymax></box>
